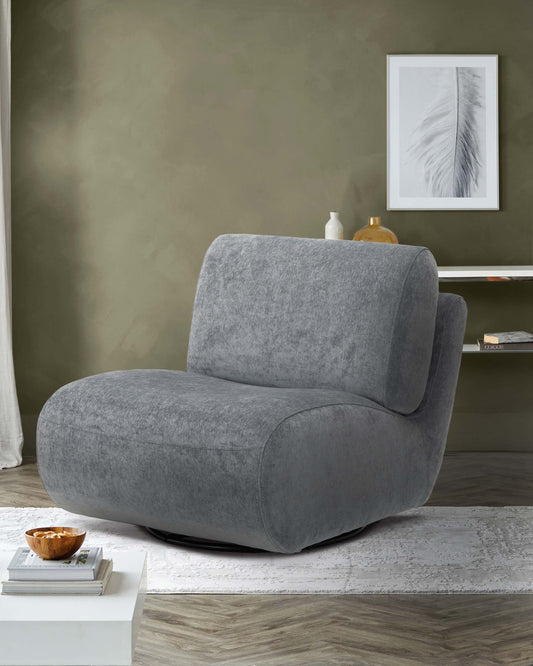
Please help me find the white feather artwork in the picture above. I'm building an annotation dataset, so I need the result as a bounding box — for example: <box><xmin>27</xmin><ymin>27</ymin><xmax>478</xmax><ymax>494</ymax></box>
<box><xmin>409</xmin><ymin>67</ymin><xmax>484</xmax><ymax>198</ymax></box>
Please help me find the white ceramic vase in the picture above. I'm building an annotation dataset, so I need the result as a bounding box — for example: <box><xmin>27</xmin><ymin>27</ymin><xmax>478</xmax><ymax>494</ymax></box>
<box><xmin>325</xmin><ymin>212</ymin><xmax>344</xmax><ymax>240</ymax></box>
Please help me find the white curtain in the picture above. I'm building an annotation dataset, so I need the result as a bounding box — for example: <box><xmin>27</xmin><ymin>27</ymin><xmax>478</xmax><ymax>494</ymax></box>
<box><xmin>0</xmin><ymin>0</ymin><xmax>23</xmax><ymax>469</ymax></box>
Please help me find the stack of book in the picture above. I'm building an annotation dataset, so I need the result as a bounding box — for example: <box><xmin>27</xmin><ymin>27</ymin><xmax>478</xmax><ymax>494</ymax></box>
<box><xmin>1</xmin><ymin>547</ymin><xmax>112</xmax><ymax>595</ymax></box>
<box><xmin>478</xmin><ymin>331</ymin><xmax>533</xmax><ymax>351</ymax></box>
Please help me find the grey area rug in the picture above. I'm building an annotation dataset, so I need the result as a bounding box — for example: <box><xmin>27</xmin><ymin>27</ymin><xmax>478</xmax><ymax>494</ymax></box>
<box><xmin>0</xmin><ymin>506</ymin><xmax>531</xmax><ymax>594</ymax></box>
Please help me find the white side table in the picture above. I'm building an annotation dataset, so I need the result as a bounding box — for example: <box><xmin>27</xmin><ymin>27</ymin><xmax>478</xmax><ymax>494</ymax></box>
<box><xmin>0</xmin><ymin>551</ymin><xmax>146</xmax><ymax>666</ymax></box>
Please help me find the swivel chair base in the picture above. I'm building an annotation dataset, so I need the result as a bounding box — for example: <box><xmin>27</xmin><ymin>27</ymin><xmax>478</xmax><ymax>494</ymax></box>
<box><xmin>144</xmin><ymin>524</ymin><xmax>368</xmax><ymax>553</ymax></box>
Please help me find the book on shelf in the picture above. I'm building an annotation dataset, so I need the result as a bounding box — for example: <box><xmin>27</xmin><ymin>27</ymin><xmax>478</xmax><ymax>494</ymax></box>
<box><xmin>477</xmin><ymin>339</ymin><xmax>533</xmax><ymax>351</ymax></box>
<box><xmin>7</xmin><ymin>546</ymin><xmax>103</xmax><ymax>581</ymax></box>
<box><xmin>1</xmin><ymin>558</ymin><xmax>113</xmax><ymax>596</ymax></box>
<box><xmin>483</xmin><ymin>331</ymin><xmax>533</xmax><ymax>345</ymax></box>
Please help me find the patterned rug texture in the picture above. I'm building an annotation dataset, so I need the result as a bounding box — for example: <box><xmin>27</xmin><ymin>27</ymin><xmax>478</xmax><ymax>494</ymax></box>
<box><xmin>0</xmin><ymin>506</ymin><xmax>531</xmax><ymax>594</ymax></box>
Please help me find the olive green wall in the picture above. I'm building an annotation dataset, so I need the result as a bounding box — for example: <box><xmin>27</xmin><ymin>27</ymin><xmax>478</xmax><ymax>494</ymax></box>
<box><xmin>12</xmin><ymin>0</ymin><xmax>533</xmax><ymax>454</ymax></box>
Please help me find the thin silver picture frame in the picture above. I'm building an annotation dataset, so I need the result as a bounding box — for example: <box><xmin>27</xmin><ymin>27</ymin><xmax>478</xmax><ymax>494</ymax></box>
<box><xmin>387</xmin><ymin>54</ymin><xmax>499</xmax><ymax>211</ymax></box>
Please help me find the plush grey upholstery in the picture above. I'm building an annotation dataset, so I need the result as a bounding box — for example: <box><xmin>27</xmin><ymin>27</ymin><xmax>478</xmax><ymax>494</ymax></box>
<box><xmin>189</xmin><ymin>235</ymin><xmax>439</xmax><ymax>414</ymax></box>
<box><xmin>37</xmin><ymin>235</ymin><xmax>466</xmax><ymax>553</ymax></box>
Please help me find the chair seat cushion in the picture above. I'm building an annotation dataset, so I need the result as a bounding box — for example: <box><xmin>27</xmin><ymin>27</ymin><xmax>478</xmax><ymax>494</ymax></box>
<box><xmin>40</xmin><ymin>369</ymin><xmax>384</xmax><ymax>450</ymax></box>
<box><xmin>38</xmin><ymin>370</ymin><xmax>428</xmax><ymax>553</ymax></box>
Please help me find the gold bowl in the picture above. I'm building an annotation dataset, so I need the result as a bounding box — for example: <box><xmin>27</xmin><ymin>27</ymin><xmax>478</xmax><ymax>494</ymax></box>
<box><xmin>25</xmin><ymin>527</ymin><xmax>86</xmax><ymax>560</ymax></box>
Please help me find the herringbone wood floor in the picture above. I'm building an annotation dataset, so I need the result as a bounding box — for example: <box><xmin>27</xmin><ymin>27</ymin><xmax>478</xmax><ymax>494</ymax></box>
<box><xmin>1</xmin><ymin>454</ymin><xmax>532</xmax><ymax>665</ymax></box>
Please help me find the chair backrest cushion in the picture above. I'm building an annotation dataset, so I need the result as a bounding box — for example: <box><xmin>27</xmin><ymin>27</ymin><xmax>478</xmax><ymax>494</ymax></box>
<box><xmin>187</xmin><ymin>234</ymin><xmax>438</xmax><ymax>414</ymax></box>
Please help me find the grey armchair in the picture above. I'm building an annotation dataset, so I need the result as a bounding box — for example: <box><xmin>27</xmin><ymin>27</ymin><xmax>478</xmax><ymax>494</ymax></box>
<box><xmin>37</xmin><ymin>235</ymin><xmax>466</xmax><ymax>553</ymax></box>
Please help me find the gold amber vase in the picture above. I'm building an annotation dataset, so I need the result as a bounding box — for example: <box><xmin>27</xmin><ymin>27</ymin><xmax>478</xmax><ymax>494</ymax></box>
<box><xmin>353</xmin><ymin>217</ymin><xmax>398</xmax><ymax>244</ymax></box>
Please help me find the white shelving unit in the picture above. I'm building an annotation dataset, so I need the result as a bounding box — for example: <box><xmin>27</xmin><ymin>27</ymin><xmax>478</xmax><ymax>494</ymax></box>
<box><xmin>437</xmin><ymin>265</ymin><xmax>533</xmax><ymax>353</ymax></box>
<box><xmin>438</xmin><ymin>266</ymin><xmax>533</xmax><ymax>281</ymax></box>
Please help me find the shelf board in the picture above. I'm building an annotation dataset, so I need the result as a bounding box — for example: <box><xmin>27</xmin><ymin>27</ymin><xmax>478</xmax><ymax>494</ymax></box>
<box><xmin>462</xmin><ymin>344</ymin><xmax>533</xmax><ymax>353</ymax></box>
<box><xmin>438</xmin><ymin>266</ymin><xmax>533</xmax><ymax>281</ymax></box>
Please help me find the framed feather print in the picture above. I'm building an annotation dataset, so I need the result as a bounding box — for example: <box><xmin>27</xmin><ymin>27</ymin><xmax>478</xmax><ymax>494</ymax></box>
<box><xmin>387</xmin><ymin>55</ymin><xmax>499</xmax><ymax>210</ymax></box>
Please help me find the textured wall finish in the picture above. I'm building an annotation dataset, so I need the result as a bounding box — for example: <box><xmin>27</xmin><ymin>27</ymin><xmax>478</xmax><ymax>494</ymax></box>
<box><xmin>11</xmin><ymin>0</ymin><xmax>533</xmax><ymax>453</ymax></box>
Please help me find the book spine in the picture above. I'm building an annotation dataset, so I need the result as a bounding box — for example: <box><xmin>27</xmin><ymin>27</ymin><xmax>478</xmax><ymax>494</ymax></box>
<box><xmin>478</xmin><ymin>341</ymin><xmax>533</xmax><ymax>350</ymax></box>
<box><xmin>8</xmin><ymin>549</ymin><xmax>103</xmax><ymax>581</ymax></box>
<box><xmin>1</xmin><ymin>586</ymin><xmax>104</xmax><ymax>595</ymax></box>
